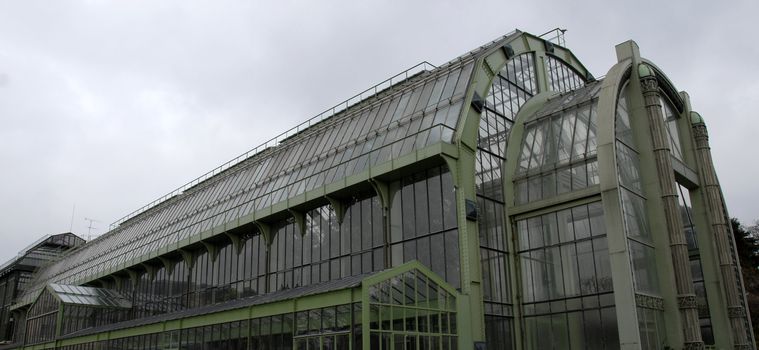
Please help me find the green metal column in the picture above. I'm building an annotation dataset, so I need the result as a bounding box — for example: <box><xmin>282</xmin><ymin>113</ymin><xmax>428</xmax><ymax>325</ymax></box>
<box><xmin>448</xmin><ymin>50</ymin><xmax>498</xmax><ymax>348</ymax></box>
<box><xmin>598</xmin><ymin>42</ymin><xmax>644</xmax><ymax>349</ymax></box>
<box><xmin>691</xmin><ymin>114</ymin><xmax>755</xmax><ymax>349</ymax></box>
<box><xmin>443</xmin><ymin>145</ymin><xmax>485</xmax><ymax>349</ymax></box>
<box><xmin>639</xmin><ymin>65</ymin><xmax>703</xmax><ymax>350</ymax></box>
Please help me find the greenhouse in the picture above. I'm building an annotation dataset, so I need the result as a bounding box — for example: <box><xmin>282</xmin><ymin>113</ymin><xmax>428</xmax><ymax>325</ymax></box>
<box><xmin>0</xmin><ymin>30</ymin><xmax>753</xmax><ymax>350</ymax></box>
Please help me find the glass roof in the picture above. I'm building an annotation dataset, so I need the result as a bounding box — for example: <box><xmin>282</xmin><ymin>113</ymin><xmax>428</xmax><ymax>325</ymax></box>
<box><xmin>518</xmin><ymin>80</ymin><xmax>602</xmax><ymax>173</ymax></box>
<box><xmin>0</xmin><ymin>233</ymin><xmax>84</xmax><ymax>276</ymax></box>
<box><xmin>529</xmin><ymin>80</ymin><xmax>601</xmax><ymax>122</ymax></box>
<box><xmin>367</xmin><ymin>268</ymin><xmax>456</xmax><ymax>309</ymax></box>
<box><xmin>49</xmin><ymin>283</ymin><xmax>132</xmax><ymax>309</ymax></box>
<box><xmin>514</xmin><ymin>81</ymin><xmax>601</xmax><ymax>205</ymax></box>
<box><xmin>21</xmin><ymin>31</ymin><xmax>528</xmax><ymax>302</ymax></box>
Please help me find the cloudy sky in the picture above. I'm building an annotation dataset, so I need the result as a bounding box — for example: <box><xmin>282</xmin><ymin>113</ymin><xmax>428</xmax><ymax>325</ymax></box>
<box><xmin>0</xmin><ymin>0</ymin><xmax>757</xmax><ymax>260</ymax></box>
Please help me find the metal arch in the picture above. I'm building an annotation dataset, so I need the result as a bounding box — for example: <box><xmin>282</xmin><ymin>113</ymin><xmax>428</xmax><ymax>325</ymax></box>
<box><xmin>640</xmin><ymin>58</ymin><xmax>686</xmax><ymax>113</ymax></box>
<box><xmin>454</xmin><ymin>31</ymin><xmax>593</xmax><ymax>154</ymax></box>
<box><xmin>444</xmin><ymin>32</ymin><xmax>596</xmax><ymax>348</ymax></box>
<box><xmin>594</xmin><ymin>61</ymin><xmax>633</xmax><ymax>158</ymax></box>
<box><xmin>472</xmin><ymin>37</ymin><xmax>644</xmax><ymax>350</ymax></box>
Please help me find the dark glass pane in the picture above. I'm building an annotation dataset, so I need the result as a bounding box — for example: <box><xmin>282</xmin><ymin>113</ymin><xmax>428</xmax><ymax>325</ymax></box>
<box><xmin>414</xmin><ymin>175</ymin><xmax>430</xmax><ymax>236</ymax></box>
<box><xmin>441</xmin><ymin>169</ymin><xmax>456</xmax><ymax>230</ymax></box>
<box><xmin>417</xmin><ymin>236</ymin><xmax>431</xmax><ymax>267</ymax></box>
<box><xmin>390</xmin><ymin>183</ymin><xmax>403</xmax><ymax>243</ymax></box>
<box><xmin>444</xmin><ymin>230</ymin><xmax>460</xmax><ymax>288</ymax></box>
<box><xmin>361</xmin><ymin>199</ymin><xmax>373</xmax><ymax>251</ymax></box>
<box><xmin>601</xmin><ymin>307</ymin><xmax>619</xmax><ymax>349</ymax></box>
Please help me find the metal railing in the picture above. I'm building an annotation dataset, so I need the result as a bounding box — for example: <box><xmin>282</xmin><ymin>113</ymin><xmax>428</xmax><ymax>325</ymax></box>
<box><xmin>0</xmin><ymin>234</ymin><xmax>52</xmax><ymax>272</ymax></box>
<box><xmin>539</xmin><ymin>27</ymin><xmax>567</xmax><ymax>47</ymax></box>
<box><xmin>109</xmin><ymin>61</ymin><xmax>437</xmax><ymax>231</ymax></box>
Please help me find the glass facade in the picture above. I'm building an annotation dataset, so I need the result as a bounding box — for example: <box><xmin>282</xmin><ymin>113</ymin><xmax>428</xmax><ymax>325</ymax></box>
<box><xmin>13</xmin><ymin>165</ymin><xmax>459</xmax><ymax>343</ymax></box>
<box><xmin>25</xmin><ymin>290</ymin><xmax>58</xmax><ymax>345</ymax></box>
<box><xmin>5</xmin><ymin>31</ymin><xmax>748</xmax><ymax>350</ymax></box>
<box><xmin>677</xmin><ymin>183</ymin><xmax>714</xmax><ymax>344</ymax></box>
<box><xmin>295</xmin><ymin>304</ymin><xmax>360</xmax><ymax>350</ymax></box>
<box><xmin>517</xmin><ymin>202</ymin><xmax>618</xmax><ymax>349</ymax></box>
<box><xmin>390</xmin><ymin>166</ymin><xmax>460</xmax><ymax>288</ymax></box>
<box><xmin>0</xmin><ymin>233</ymin><xmax>84</xmax><ymax>342</ymax></box>
<box><xmin>61</xmin><ymin>304</ymin><xmax>129</xmax><ymax>336</ymax></box>
<box><xmin>477</xmin><ymin>52</ymin><xmax>538</xmax><ymax>348</ymax></box>
<box><xmin>615</xmin><ymin>81</ymin><xmax>667</xmax><ymax>349</ymax></box>
<box><xmin>56</xmin><ymin>303</ymin><xmax>361</xmax><ymax>350</ymax></box>
<box><xmin>367</xmin><ymin>269</ymin><xmax>457</xmax><ymax>350</ymax></box>
<box><xmin>0</xmin><ymin>271</ymin><xmax>30</xmax><ymax>341</ymax></box>
<box><xmin>545</xmin><ymin>55</ymin><xmax>585</xmax><ymax>94</ymax></box>
<box><xmin>660</xmin><ymin>96</ymin><xmax>683</xmax><ymax>160</ymax></box>
<box><xmin>514</xmin><ymin>82</ymin><xmax>600</xmax><ymax>205</ymax></box>
<box><xmin>508</xmin><ymin>56</ymin><xmax>618</xmax><ymax>350</ymax></box>
<box><xmin>27</xmin><ymin>61</ymin><xmax>474</xmax><ymax>294</ymax></box>
<box><xmin>637</xmin><ymin>307</ymin><xmax>667</xmax><ymax>350</ymax></box>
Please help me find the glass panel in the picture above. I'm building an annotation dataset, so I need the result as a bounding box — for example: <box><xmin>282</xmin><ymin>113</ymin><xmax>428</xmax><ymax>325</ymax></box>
<box><xmin>621</xmin><ymin>190</ymin><xmax>650</xmax><ymax>242</ymax></box>
<box><xmin>616</xmin><ymin>143</ymin><xmax>641</xmax><ymax>192</ymax></box>
<box><xmin>660</xmin><ymin>96</ymin><xmax>683</xmax><ymax>160</ymax></box>
<box><xmin>517</xmin><ymin>202</ymin><xmax>615</xmax><ymax>349</ymax></box>
<box><xmin>545</xmin><ymin>56</ymin><xmax>585</xmax><ymax>93</ymax></box>
<box><xmin>515</xmin><ymin>89</ymin><xmax>600</xmax><ymax>205</ymax></box>
<box><xmin>630</xmin><ymin>240</ymin><xmax>659</xmax><ymax>294</ymax></box>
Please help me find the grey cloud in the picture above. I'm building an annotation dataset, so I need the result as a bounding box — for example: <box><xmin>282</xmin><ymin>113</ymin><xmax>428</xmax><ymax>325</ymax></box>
<box><xmin>0</xmin><ymin>0</ymin><xmax>757</xmax><ymax>260</ymax></box>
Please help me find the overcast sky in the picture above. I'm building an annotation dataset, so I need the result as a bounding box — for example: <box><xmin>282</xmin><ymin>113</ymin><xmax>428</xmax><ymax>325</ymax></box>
<box><xmin>1</xmin><ymin>0</ymin><xmax>757</xmax><ymax>261</ymax></box>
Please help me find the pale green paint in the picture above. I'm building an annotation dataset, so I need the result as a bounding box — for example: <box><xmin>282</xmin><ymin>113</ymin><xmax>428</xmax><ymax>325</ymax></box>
<box><xmin>362</xmin><ymin>261</ymin><xmax>458</xmax><ymax>296</ymax></box>
<box><xmin>675</xmin><ymin>90</ymin><xmax>733</xmax><ymax>348</ymax></box>
<box><xmin>14</xmin><ymin>32</ymin><xmax>692</xmax><ymax>350</ymax></box>
<box><xmin>361</xmin><ymin>261</ymin><xmax>461</xmax><ymax>350</ymax></box>
<box><xmin>637</xmin><ymin>63</ymin><xmax>655</xmax><ymax>78</ymax></box>
<box><xmin>43</xmin><ymin>142</ymin><xmax>461</xmax><ymax>290</ymax></box>
<box><xmin>451</xmin><ymin>32</ymin><xmax>593</xmax><ymax>350</ymax></box>
<box><xmin>626</xmin><ymin>49</ymin><xmax>687</xmax><ymax>348</ymax></box>
<box><xmin>509</xmin><ymin>185</ymin><xmax>601</xmax><ymax>218</ymax></box>
<box><xmin>594</xmin><ymin>49</ymin><xmax>642</xmax><ymax>349</ymax></box>
<box><xmin>24</xmin><ymin>262</ymin><xmax>441</xmax><ymax>350</ymax></box>
<box><xmin>23</xmin><ymin>283</ymin><xmax>362</xmax><ymax>349</ymax></box>
<box><xmin>690</xmin><ymin>111</ymin><xmax>704</xmax><ymax>125</ymax></box>
<box><xmin>689</xmin><ymin>179</ymin><xmax>733</xmax><ymax>349</ymax></box>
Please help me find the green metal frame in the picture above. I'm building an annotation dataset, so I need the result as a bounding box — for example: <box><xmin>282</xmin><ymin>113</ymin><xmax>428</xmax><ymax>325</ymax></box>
<box><xmin>451</xmin><ymin>32</ymin><xmax>592</xmax><ymax>349</ymax></box>
<box><xmin>360</xmin><ymin>261</ymin><xmax>460</xmax><ymax>350</ymax></box>
<box><xmin>24</xmin><ymin>31</ymin><xmax>741</xmax><ymax>350</ymax></box>
<box><xmin>22</xmin><ymin>262</ymin><xmax>458</xmax><ymax>350</ymax></box>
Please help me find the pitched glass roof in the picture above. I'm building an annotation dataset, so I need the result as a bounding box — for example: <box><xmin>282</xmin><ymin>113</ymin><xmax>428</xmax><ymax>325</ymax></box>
<box><xmin>518</xmin><ymin>80</ymin><xmax>603</xmax><ymax>173</ymax></box>
<box><xmin>0</xmin><ymin>233</ymin><xmax>84</xmax><ymax>278</ymax></box>
<box><xmin>529</xmin><ymin>80</ymin><xmax>601</xmax><ymax>122</ymax></box>
<box><xmin>20</xmin><ymin>31</ymin><xmax>526</xmax><ymax>304</ymax></box>
<box><xmin>49</xmin><ymin>283</ymin><xmax>132</xmax><ymax>309</ymax></box>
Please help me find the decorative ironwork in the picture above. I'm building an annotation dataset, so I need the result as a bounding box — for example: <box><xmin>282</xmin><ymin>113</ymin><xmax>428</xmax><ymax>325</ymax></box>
<box><xmin>728</xmin><ymin>306</ymin><xmax>747</xmax><ymax>318</ymax></box>
<box><xmin>684</xmin><ymin>341</ymin><xmax>706</xmax><ymax>350</ymax></box>
<box><xmin>678</xmin><ymin>295</ymin><xmax>698</xmax><ymax>309</ymax></box>
<box><xmin>635</xmin><ymin>293</ymin><xmax>664</xmax><ymax>310</ymax></box>
<box><xmin>639</xmin><ymin>76</ymin><xmax>659</xmax><ymax>94</ymax></box>
<box><xmin>692</xmin><ymin>124</ymin><xmax>709</xmax><ymax>141</ymax></box>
